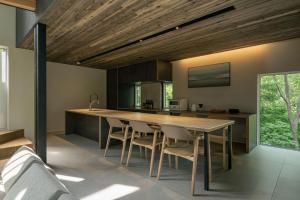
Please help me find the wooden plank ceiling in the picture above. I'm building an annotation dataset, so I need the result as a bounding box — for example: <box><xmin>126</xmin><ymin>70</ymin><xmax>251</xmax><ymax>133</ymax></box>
<box><xmin>20</xmin><ymin>0</ymin><xmax>300</xmax><ymax>69</ymax></box>
<box><xmin>0</xmin><ymin>0</ymin><xmax>36</xmax><ymax>11</ymax></box>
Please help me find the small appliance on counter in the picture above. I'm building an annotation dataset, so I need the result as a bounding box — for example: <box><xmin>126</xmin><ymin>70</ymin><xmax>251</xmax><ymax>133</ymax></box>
<box><xmin>198</xmin><ymin>104</ymin><xmax>204</xmax><ymax>112</ymax></box>
<box><xmin>142</xmin><ymin>99</ymin><xmax>154</xmax><ymax>109</ymax></box>
<box><xmin>169</xmin><ymin>98</ymin><xmax>188</xmax><ymax>111</ymax></box>
<box><xmin>191</xmin><ymin>104</ymin><xmax>197</xmax><ymax>112</ymax></box>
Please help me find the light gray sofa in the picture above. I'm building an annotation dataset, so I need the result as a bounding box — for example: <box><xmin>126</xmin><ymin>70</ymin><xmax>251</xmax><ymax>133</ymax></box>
<box><xmin>0</xmin><ymin>146</ymin><xmax>77</xmax><ymax>200</ymax></box>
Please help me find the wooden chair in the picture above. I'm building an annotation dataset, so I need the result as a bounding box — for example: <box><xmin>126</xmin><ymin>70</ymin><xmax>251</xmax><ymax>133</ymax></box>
<box><xmin>126</xmin><ymin>121</ymin><xmax>162</xmax><ymax>176</ymax></box>
<box><xmin>209</xmin><ymin>127</ymin><xmax>228</xmax><ymax>169</ymax></box>
<box><xmin>157</xmin><ymin>125</ymin><xmax>211</xmax><ymax>195</ymax></box>
<box><xmin>104</xmin><ymin>117</ymin><xmax>131</xmax><ymax>164</ymax></box>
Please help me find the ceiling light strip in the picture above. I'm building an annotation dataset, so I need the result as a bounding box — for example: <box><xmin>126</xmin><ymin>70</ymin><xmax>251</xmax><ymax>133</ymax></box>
<box><xmin>78</xmin><ymin>6</ymin><xmax>235</xmax><ymax>64</ymax></box>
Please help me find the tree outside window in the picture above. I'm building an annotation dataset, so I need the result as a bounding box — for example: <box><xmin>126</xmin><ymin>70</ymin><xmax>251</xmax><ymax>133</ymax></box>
<box><xmin>163</xmin><ymin>83</ymin><xmax>173</xmax><ymax>109</ymax></box>
<box><xmin>260</xmin><ymin>72</ymin><xmax>300</xmax><ymax>149</ymax></box>
<box><xmin>135</xmin><ymin>83</ymin><xmax>141</xmax><ymax>108</ymax></box>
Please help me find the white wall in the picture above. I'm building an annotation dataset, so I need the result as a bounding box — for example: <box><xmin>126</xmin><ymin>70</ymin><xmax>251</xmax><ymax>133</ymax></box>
<box><xmin>0</xmin><ymin>4</ymin><xmax>35</xmax><ymax>140</ymax></box>
<box><xmin>0</xmin><ymin>4</ymin><xmax>107</xmax><ymax>141</ymax></box>
<box><xmin>8</xmin><ymin>48</ymin><xmax>35</xmax><ymax>140</ymax></box>
<box><xmin>0</xmin><ymin>5</ymin><xmax>15</xmax><ymax>47</ymax></box>
<box><xmin>172</xmin><ymin>38</ymin><xmax>300</xmax><ymax>113</ymax></box>
<box><xmin>47</xmin><ymin>63</ymin><xmax>106</xmax><ymax>133</ymax></box>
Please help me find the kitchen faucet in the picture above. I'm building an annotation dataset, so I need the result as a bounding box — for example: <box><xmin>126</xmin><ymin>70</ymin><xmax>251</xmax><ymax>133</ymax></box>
<box><xmin>89</xmin><ymin>93</ymin><xmax>99</xmax><ymax>111</ymax></box>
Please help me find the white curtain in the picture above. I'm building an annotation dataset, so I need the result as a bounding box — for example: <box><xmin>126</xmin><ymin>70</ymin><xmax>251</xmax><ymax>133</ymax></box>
<box><xmin>0</xmin><ymin>48</ymin><xmax>8</xmax><ymax>130</ymax></box>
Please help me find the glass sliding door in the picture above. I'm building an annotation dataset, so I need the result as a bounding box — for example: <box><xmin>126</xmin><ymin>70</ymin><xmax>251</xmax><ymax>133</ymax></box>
<box><xmin>259</xmin><ymin>72</ymin><xmax>300</xmax><ymax>150</ymax></box>
<box><xmin>0</xmin><ymin>47</ymin><xmax>8</xmax><ymax>130</ymax></box>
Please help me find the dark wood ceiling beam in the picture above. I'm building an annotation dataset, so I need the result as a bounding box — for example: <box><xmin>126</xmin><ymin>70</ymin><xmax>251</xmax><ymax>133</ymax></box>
<box><xmin>52</xmin><ymin>0</ymin><xmax>299</xmax><ymax>65</ymax></box>
<box><xmin>77</xmin><ymin>2</ymin><xmax>300</xmax><ymax>65</ymax></box>
<box><xmin>82</xmin><ymin>10</ymin><xmax>300</xmax><ymax>68</ymax></box>
<box><xmin>0</xmin><ymin>0</ymin><xmax>36</xmax><ymax>11</ymax></box>
<box><xmin>17</xmin><ymin>0</ymin><xmax>300</xmax><ymax>69</ymax></box>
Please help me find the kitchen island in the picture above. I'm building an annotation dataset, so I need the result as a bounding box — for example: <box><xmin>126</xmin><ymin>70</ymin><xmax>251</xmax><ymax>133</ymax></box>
<box><xmin>65</xmin><ymin>108</ymin><xmax>234</xmax><ymax>191</ymax></box>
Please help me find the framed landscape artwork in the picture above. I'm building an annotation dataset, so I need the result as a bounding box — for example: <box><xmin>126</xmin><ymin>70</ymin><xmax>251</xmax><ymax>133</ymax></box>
<box><xmin>188</xmin><ymin>62</ymin><xmax>231</xmax><ymax>88</ymax></box>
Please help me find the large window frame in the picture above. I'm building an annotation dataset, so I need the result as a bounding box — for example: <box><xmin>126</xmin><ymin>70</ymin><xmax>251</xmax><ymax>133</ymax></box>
<box><xmin>257</xmin><ymin>71</ymin><xmax>300</xmax><ymax>150</ymax></box>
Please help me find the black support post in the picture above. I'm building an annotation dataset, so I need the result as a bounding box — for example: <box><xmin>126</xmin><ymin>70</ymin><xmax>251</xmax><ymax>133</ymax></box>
<box><xmin>204</xmin><ymin>132</ymin><xmax>209</xmax><ymax>191</ymax></box>
<box><xmin>34</xmin><ymin>23</ymin><xmax>47</xmax><ymax>163</ymax></box>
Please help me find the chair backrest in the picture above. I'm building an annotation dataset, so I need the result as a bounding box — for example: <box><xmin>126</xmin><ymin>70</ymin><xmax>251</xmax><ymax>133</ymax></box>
<box><xmin>161</xmin><ymin>125</ymin><xmax>194</xmax><ymax>141</ymax></box>
<box><xmin>106</xmin><ymin>117</ymin><xmax>125</xmax><ymax>128</ymax></box>
<box><xmin>130</xmin><ymin>121</ymin><xmax>153</xmax><ymax>133</ymax></box>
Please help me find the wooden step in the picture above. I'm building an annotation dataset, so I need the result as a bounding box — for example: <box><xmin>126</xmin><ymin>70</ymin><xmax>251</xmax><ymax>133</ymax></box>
<box><xmin>0</xmin><ymin>137</ymin><xmax>33</xmax><ymax>159</ymax></box>
<box><xmin>0</xmin><ymin>129</ymin><xmax>24</xmax><ymax>144</ymax></box>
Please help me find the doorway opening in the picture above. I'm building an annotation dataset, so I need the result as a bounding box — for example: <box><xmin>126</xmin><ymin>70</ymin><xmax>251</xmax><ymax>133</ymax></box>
<box><xmin>0</xmin><ymin>47</ymin><xmax>8</xmax><ymax>130</ymax></box>
<box><xmin>259</xmin><ymin>72</ymin><xmax>300</xmax><ymax>150</ymax></box>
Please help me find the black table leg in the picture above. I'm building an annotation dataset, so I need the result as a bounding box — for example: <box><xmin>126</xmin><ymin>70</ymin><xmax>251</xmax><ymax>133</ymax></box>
<box><xmin>204</xmin><ymin>132</ymin><xmax>209</xmax><ymax>191</ymax></box>
<box><xmin>227</xmin><ymin>125</ymin><xmax>232</xmax><ymax>170</ymax></box>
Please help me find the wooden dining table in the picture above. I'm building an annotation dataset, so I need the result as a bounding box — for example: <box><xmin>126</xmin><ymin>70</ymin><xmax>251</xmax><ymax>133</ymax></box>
<box><xmin>66</xmin><ymin>108</ymin><xmax>235</xmax><ymax>191</ymax></box>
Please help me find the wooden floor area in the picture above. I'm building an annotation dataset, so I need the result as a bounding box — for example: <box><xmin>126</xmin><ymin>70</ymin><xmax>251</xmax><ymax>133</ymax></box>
<box><xmin>0</xmin><ymin>129</ymin><xmax>33</xmax><ymax>160</ymax></box>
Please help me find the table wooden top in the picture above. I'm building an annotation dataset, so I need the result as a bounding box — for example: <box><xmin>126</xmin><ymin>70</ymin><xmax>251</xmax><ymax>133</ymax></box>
<box><xmin>67</xmin><ymin>109</ymin><xmax>234</xmax><ymax>132</ymax></box>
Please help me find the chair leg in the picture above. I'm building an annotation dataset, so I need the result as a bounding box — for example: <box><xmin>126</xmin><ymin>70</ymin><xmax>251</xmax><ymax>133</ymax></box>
<box><xmin>120</xmin><ymin>139</ymin><xmax>127</xmax><ymax>164</ymax></box>
<box><xmin>121</xmin><ymin>125</ymin><xmax>130</xmax><ymax>164</ymax></box>
<box><xmin>168</xmin><ymin>155</ymin><xmax>172</xmax><ymax>168</ymax></box>
<box><xmin>175</xmin><ymin>139</ymin><xmax>179</xmax><ymax>169</ymax></box>
<box><xmin>222</xmin><ymin>128</ymin><xmax>227</xmax><ymax>170</ymax></box>
<box><xmin>126</xmin><ymin>131</ymin><xmax>135</xmax><ymax>167</ymax></box>
<box><xmin>167</xmin><ymin>138</ymin><xmax>172</xmax><ymax>168</ymax></box>
<box><xmin>139</xmin><ymin>147</ymin><xmax>143</xmax><ymax>158</ymax></box>
<box><xmin>157</xmin><ymin>135</ymin><xmax>166</xmax><ymax>180</ymax></box>
<box><xmin>149</xmin><ymin>130</ymin><xmax>158</xmax><ymax>177</ymax></box>
<box><xmin>145</xmin><ymin>148</ymin><xmax>148</xmax><ymax>160</ymax></box>
<box><xmin>191</xmin><ymin>137</ymin><xmax>200</xmax><ymax>195</ymax></box>
<box><xmin>157</xmin><ymin>154</ymin><xmax>164</xmax><ymax>180</ymax></box>
<box><xmin>104</xmin><ymin>126</ymin><xmax>112</xmax><ymax>157</ymax></box>
<box><xmin>175</xmin><ymin>156</ymin><xmax>179</xmax><ymax>169</ymax></box>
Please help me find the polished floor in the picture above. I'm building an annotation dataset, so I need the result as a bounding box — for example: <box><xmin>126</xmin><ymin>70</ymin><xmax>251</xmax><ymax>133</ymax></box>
<box><xmin>47</xmin><ymin>133</ymin><xmax>300</xmax><ymax>200</ymax></box>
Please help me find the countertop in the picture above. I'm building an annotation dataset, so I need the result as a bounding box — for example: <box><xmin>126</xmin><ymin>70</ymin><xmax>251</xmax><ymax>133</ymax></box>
<box><xmin>67</xmin><ymin>109</ymin><xmax>234</xmax><ymax>132</ymax></box>
<box><xmin>118</xmin><ymin>107</ymin><xmax>170</xmax><ymax>112</ymax></box>
<box><xmin>118</xmin><ymin>108</ymin><xmax>255</xmax><ymax>118</ymax></box>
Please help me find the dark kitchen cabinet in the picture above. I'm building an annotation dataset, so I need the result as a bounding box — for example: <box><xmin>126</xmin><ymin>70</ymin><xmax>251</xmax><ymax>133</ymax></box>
<box><xmin>156</xmin><ymin>60</ymin><xmax>172</xmax><ymax>81</ymax></box>
<box><xmin>117</xmin><ymin>60</ymin><xmax>172</xmax><ymax>84</ymax></box>
<box><xmin>144</xmin><ymin>61</ymin><xmax>157</xmax><ymax>81</ymax></box>
<box><xmin>118</xmin><ymin>66</ymin><xmax>132</xmax><ymax>84</ymax></box>
<box><xmin>107</xmin><ymin>69</ymin><xmax>118</xmax><ymax>109</ymax></box>
<box><xmin>118</xmin><ymin>84</ymin><xmax>135</xmax><ymax>108</ymax></box>
<box><xmin>107</xmin><ymin>60</ymin><xmax>172</xmax><ymax>110</ymax></box>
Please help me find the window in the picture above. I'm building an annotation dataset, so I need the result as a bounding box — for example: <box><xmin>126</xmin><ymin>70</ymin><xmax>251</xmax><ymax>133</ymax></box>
<box><xmin>135</xmin><ymin>83</ymin><xmax>141</xmax><ymax>108</ymax></box>
<box><xmin>0</xmin><ymin>47</ymin><xmax>8</xmax><ymax>130</ymax></box>
<box><xmin>259</xmin><ymin>72</ymin><xmax>300</xmax><ymax>150</ymax></box>
<box><xmin>163</xmin><ymin>83</ymin><xmax>173</xmax><ymax>109</ymax></box>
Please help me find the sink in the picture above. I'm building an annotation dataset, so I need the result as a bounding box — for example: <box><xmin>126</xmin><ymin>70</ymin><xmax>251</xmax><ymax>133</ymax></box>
<box><xmin>87</xmin><ymin>109</ymin><xmax>107</xmax><ymax>113</ymax></box>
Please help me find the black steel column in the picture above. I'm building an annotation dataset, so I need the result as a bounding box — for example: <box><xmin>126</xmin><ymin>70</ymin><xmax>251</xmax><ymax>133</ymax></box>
<box><xmin>227</xmin><ymin>125</ymin><xmax>232</xmax><ymax>169</ymax></box>
<box><xmin>34</xmin><ymin>23</ymin><xmax>47</xmax><ymax>163</ymax></box>
<box><xmin>204</xmin><ymin>132</ymin><xmax>209</xmax><ymax>191</ymax></box>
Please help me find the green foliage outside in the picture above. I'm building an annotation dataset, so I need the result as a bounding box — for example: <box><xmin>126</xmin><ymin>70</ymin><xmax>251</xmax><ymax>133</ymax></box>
<box><xmin>260</xmin><ymin>73</ymin><xmax>300</xmax><ymax>149</ymax></box>
<box><xmin>135</xmin><ymin>84</ymin><xmax>141</xmax><ymax>107</ymax></box>
<box><xmin>164</xmin><ymin>83</ymin><xmax>173</xmax><ymax>109</ymax></box>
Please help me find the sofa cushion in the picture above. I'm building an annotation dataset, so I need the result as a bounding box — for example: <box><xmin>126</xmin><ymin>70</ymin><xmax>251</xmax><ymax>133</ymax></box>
<box><xmin>57</xmin><ymin>193</ymin><xmax>78</xmax><ymax>200</ymax></box>
<box><xmin>1</xmin><ymin>146</ymin><xmax>55</xmax><ymax>192</ymax></box>
<box><xmin>3</xmin><ymin>163</ymin><xmax>70</xmax><ymax>200</ymax></box>
<box><xmin>0</xmin><ymin>182</ymin><xmax>5</xmax><ymax>200</ymax></box>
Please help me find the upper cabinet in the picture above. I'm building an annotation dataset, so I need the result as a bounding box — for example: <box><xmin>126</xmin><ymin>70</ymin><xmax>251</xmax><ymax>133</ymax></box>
<box><xmin>118</xmin><ymin>60</ymin><xmax>172</xmax><ymax>84</ymax></box>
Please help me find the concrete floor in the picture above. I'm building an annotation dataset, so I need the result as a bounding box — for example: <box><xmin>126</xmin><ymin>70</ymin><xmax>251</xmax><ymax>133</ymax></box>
<box><xmin>47</xmin><ymin>133</ymin><xmax>300</xmax><ymax>200</ymax></box>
